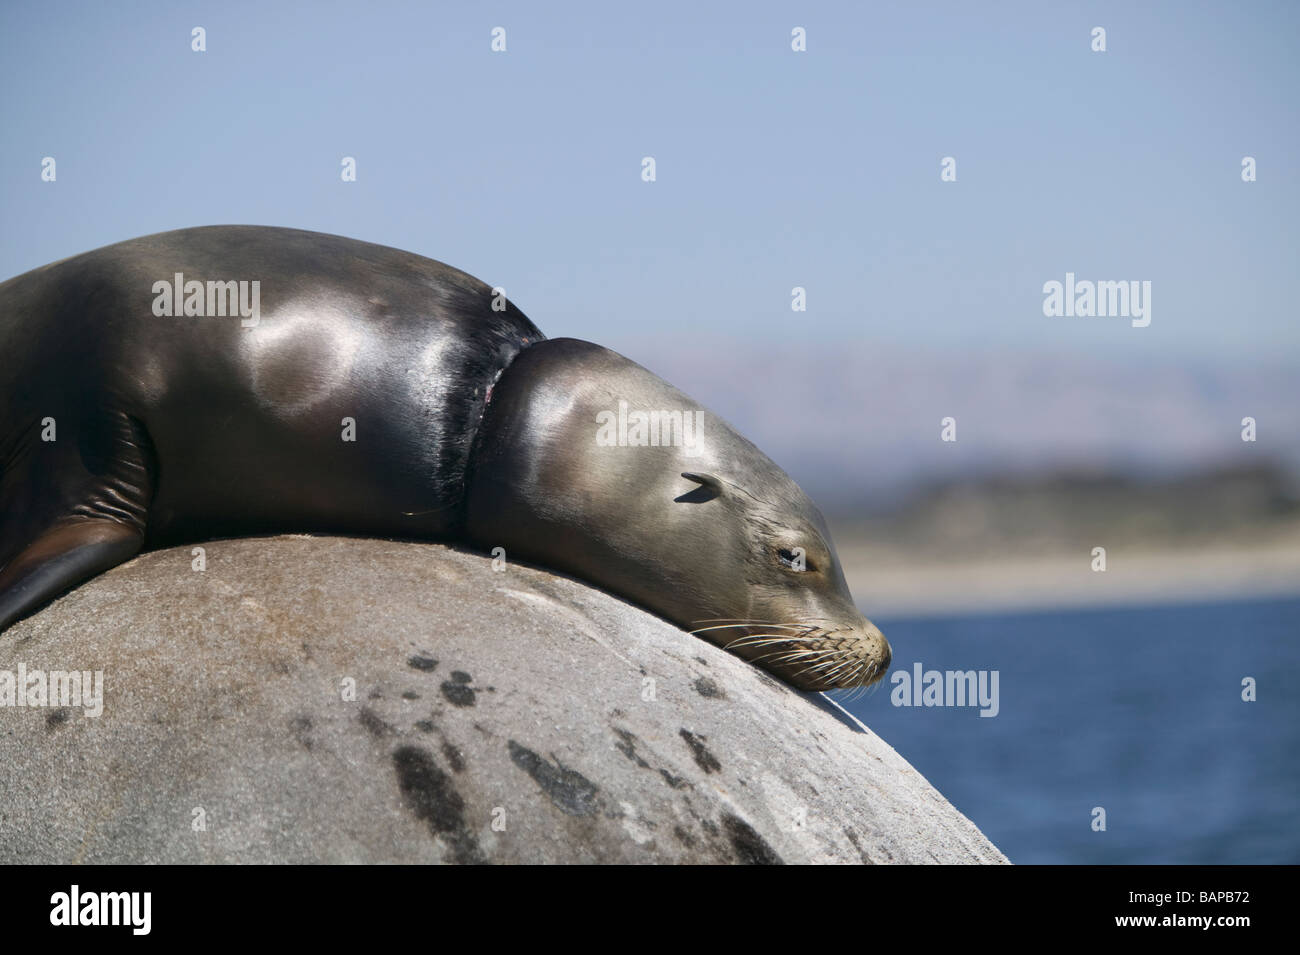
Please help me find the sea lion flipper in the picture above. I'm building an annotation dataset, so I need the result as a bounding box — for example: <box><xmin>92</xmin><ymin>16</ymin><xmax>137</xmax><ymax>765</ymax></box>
<box><xmin>0</xmin><ymin>521</ymin><xmax>144</xmax><ymax>631</ymax></box>
<box><xmin>0</xmin><ymin>410</ymin><xmax>154</xmax><ymax>631</ymax></box>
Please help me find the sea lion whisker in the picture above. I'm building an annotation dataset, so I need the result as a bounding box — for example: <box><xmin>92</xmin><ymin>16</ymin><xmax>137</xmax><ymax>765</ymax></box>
<box><xmin>840</xmin><ymin>662</ymin><xmax>870</xmax><ymax>698</ymax></box>
<box><xmin>750</xmin><ymin>648</ymin><xmax>824</xmax><ymax>668</ymax></box>
<box><xmin>691</xmin><ymin>618</ymin><xmax>810</xmax><ymax>627</ymax></box>
<box><xmin>691</xmin><ymin>622</ymin><xmax>810</xmax><ymax>635</ymax></box>
<box><xmin>802</xmin><ymin>657</ymin><xmax>852</xmax><ymax>686</ymax></box>
<box><xmin>780</xmin><ymin>657</ymin><xmax>832</xmax><ymax>680</ymax></box>
<box><xmin>744</xmin><ymin>647</ymin><xmax>821</xmax><ymax>666</ymax></box>
<box><xmin>818</xmin><ymin>657</ymin><xmax>858</xmax><ymax>684</ymax></box>
<box><xmin>758</xmin><ymin>648</ymin><xmax>822</xmax><ymax>663</ymax></box>
<box><xmin>842</xmin><ymin>667</ymin><xmax>880</xmax><ymax>699</ymax></box>
<box><xmin>725</xmin><ymin>641</ymin><xmax>806</xmax><ymax>655</ymax></box>
<box><xmin>722</xmin><ymin>633</ymin><xmax>817</xmax><ymax>650</ymax></box>
<box><xmin>723</xmin><ymin>631</ymin><xmax>811</xmax><ymax>644</ymax></box>
<box><xmin>785</xmin><ymin>661</ymin><xmax>818</xmax><ymax>680</ymax></box>
<box><xmin>857</xmin><ymin>663</ymin><xmax>886</xmax><ymax>696</ymax></box>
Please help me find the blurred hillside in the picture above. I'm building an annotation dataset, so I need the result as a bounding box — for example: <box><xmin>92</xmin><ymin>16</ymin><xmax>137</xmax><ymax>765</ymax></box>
<box><xmin>628</xmin><ymin>339</ymin><xmax>1300</xmax><ymax>512</ymax></box>
<box><xmin>833</xmin><ymin>462</ymin><xmax>1300</xmax><ymax>559</ymax></box>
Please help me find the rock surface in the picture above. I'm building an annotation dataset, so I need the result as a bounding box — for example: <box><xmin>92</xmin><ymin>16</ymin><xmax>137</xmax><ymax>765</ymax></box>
<box><xmin>0</xmin><ymin>536</ymin><xmax>1007</xmax><ymax>864</ymax></box>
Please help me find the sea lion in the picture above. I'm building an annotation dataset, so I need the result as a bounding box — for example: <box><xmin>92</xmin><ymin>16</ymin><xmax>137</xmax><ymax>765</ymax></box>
<box><xmin>0</xmin><ymin>226</ymin><xmax>890</xmax><ymax>691</ymax></box>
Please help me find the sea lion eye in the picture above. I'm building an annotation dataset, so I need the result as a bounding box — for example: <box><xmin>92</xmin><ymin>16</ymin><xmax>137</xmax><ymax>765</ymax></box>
<box><xmin>778</xmin><ymin>547</ymin><xmax>815</xmax><ymax>572</ymax></box>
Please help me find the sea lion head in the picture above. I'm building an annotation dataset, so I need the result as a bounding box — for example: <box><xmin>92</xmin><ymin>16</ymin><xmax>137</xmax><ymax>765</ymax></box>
<box><xmin>465</xmin><ymin>338</ymin><xmax>891</xmax><ymax>692</ymax></box>
<box><xmin>666</xmin><ymin>463</ymin><xmax>892</xmax><ymax>692</ymax></box>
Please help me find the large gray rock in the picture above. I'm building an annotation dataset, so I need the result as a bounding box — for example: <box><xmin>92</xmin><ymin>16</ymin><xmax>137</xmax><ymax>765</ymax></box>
<box><xmin>0</xmin><ymin>536</ymin><xmax>1006</xmax><ymax>864</ymax></box>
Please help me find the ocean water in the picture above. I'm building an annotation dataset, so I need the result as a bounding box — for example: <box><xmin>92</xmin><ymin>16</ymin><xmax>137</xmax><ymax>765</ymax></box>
<box><xmin>844</xmin><ymin>596</ymin><xmax>1300</xmax><ymax>864</ymax></box>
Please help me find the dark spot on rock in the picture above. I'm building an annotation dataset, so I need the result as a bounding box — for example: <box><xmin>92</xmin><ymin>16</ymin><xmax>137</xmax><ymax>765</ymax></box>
<box><xmin>401</xmin><ymin>690</ymin><xmax>420</xmax><ymax>700</ymax></box>
<box><xmin>449</xmin><ymin>670</ymin><xmax>472</xmax><ymax>684</ymax></box>
<box><xmin>407</xmin><ymin>655</ymin><xmax>438</xmax><ymax>672</ymax></box>
<box><xmin>695</xmin><ymin>656</ymin><xmax>709</xmax><ymax>666</ymax></box>
<box><xmin>440</xmin><ymin>680</ymin><xmax>476</xmax><ymax>707</ymax></box>
<box><xmin>368</xmin><ymin>689</ymin><xmax>383</xmax><ymax>700</ymax></box>
<box><xmin>693</xmin><ymin>676</ymin><xmax>724</xmax><ymax>699</ymax></box>
<box><xmin>290</xmin><ymin>714</ymin><xmax>313</xmax><ymax>750</ymax></box>
<box><xmin>844</xmin><ymin>827</ymin><xmax>874</xmax><ymax>864</ymax></box>
<box><xmin>679</xmin><ymin>729</ymin><xmax>721</xmax><ymax>774</ymax></box>
<box><xmin>700</xmin><ymin>818</ymin><xmax>719</xmax><ymax>837</ymax></box>
<box><xmin>659</xmin><ymin>769</ymin><xmax>688</xmax><ymax>790</ymax></box>
<box><xmin>673</xmin><ymin>825</ymin><xmax>696</xmax><ymax>848</ymax></box>
<box><xmin>359</xmin><ymin>706</ymin><xmax>395</xmax><ymax>738</ymax></box>
<box><xmin>441</xmin><ymin>741</ymin><xmax>466</xmax><ymax>773</ymax></box>
<box><xmin>507</xmin><ymin>740</ymin><xmax>599</xmax><ymax>816</ymax></box>
<box><xmin>722</xmin><ymin>814</ymin><xmax>783</xmax><ymax>865</ymax></box>
<box><xmin>271</xmin><ymin>659</ymin><xmax>291</xmax><ymax>675</ymax></box>
<box><xmin>46</xmin><ymin>708</ymin><xmax>71</xmax><ymax>729</ymax></box>
<box><xmin>391</xmin><ymin>745</ymin><xmax>483</xmax><ymax>864</ymax></box>
<box><xmin>612</xmin><ymin>728</ymin><xmax>651</xmax><ymax>769</ymax></box>
<box><xmin>613</xmin><ymin>728</ymin><xmax>689</xmax><ymax>790</ymax></box>
<box><xmin>414</xmin><ymin>720</ymin><xmax>435</xmax><ymax>733</ymax></box>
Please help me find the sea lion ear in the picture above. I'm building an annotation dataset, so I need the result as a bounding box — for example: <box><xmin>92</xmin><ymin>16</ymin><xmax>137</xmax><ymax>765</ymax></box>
<box><xmin>677</xmin><ymin>472</ymin><xmax>724</xmax><ymax>503</ymax></box>
<box><xmin>681</xmin><ymin>472</ymin><xmax>723</xmax><ymax>491</ymax></box>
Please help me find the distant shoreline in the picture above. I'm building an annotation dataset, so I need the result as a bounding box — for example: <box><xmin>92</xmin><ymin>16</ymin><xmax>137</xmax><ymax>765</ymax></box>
<box><xmin>838</xmin><ymin>532</ymin><xmax>1300</xmax><ymax>619</ymax></box>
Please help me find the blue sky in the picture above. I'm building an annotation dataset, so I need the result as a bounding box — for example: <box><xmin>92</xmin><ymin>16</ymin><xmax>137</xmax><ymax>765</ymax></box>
<box><xmin>4</xmin><ymin>0</ymin><xmax>1296</xmax><ymax>367</ymax></box>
